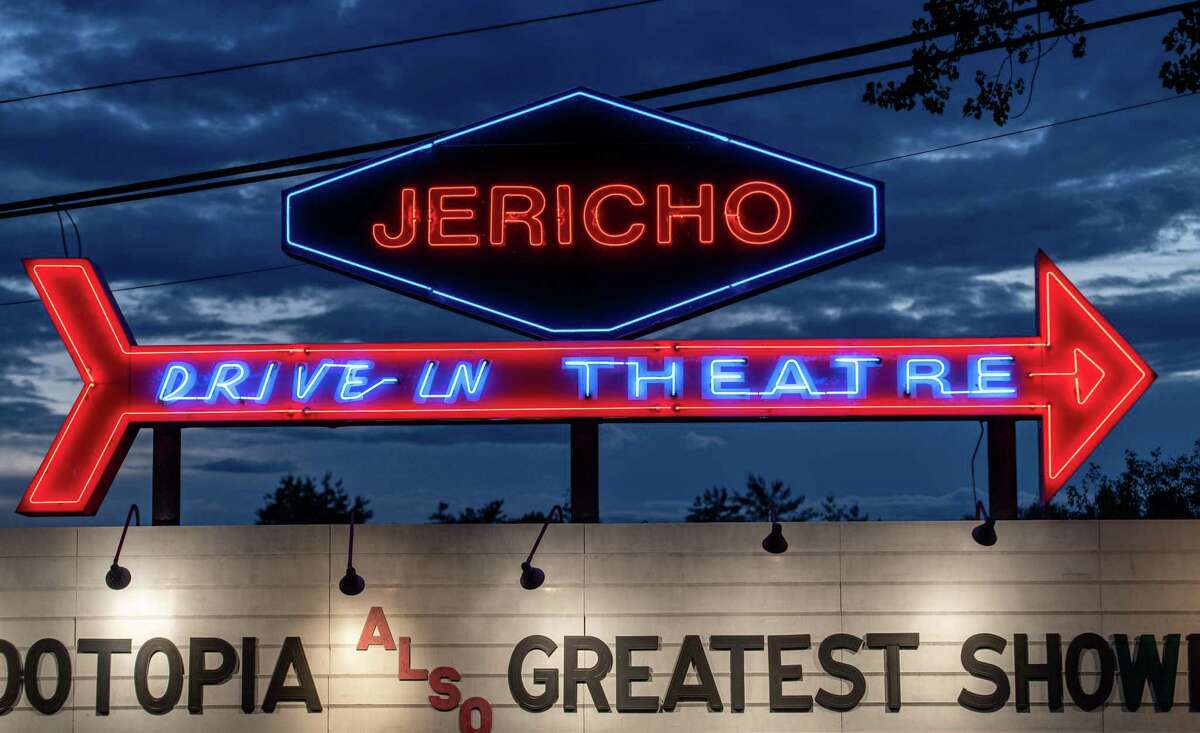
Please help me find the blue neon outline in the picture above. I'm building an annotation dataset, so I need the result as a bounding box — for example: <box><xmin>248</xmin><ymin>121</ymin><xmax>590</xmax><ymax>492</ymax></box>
<box><xmin>561</xmin><ymin>357</ymin><xmax>625</xmax><ymax>399</ymax></box>
<box><xmin>414</xmin><ymin>359</ymin><xmax>490</xmax><ymax>403</ymax></box>
<box><xmin>762</xmin><ymin>357</ymin><xmax>823</xmax><ymax>400</ymax></box>
<box><xmin>335</xmin><ymin>360</ymin><xmax>399</xmax><ymax>403</ymax></box>
<box><xmin>702</xmin><ymin>357</ymin><xmax>756</xmax><ymax>399</ymax></box>
<box><xmin>205</xmin><ymin>361</ymin><xmax>251</xmax><ymax>404</ymax></box>
<box><xmin>826</xmin><ymin>356</ymin><xmax>881</xmax><ymax>398</ymax></box>
<box><xmin>158</xmin><ymin>362</ymin><xmax>199</xmax><ymax>403</ymax></box>
<box><xmin>901</xmin><ymin>356</ymin><xmax>959</xmax><ymax>398</ymax></box>
<box><xmin>626</xmin><ymin>357</ymin><xmax>682</xmax><ymax>399</ymax></box>
<box><xmin>295</xmin><ymin>359</ymin><xmax>335</xmax><ymax>402</ymax></box>
<box><xmin>284</xmin><ymin>89</ymin><xmax>881</xmax><ymax>335</ymax></box>
<box><xmin>970</xmin><ymin>355</ymin><xmax>1017</xmax><ymax>397</ymax></box>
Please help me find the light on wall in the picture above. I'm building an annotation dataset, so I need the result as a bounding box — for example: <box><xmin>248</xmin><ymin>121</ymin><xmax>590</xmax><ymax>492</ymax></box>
<box><xmin>519</xmin><ymin>505</ymin><xmax>566</xmax><ymax>590</ymax></box>
<box><xmin>338</xmin><ymin>511</ymin><xmax>366</xmax><ymax>596</ymax></box>
<box><xmin>972</xmin><ymin>501</ymin><xmax>998</xmax><ymax>547</ymax></box>
<box><xmin>761</xmin><ymin>505</ymin><xmax>788</xmax><ymax>554</ymax></box>
<box><xmin>105</xmin><ymin>504</ymin><xmax>140</xmax><ymax>590</ymax></box>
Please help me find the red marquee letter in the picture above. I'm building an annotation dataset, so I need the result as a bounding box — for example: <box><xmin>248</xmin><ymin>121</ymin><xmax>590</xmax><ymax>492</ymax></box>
<box><xmin>357</xmin><ymin>606</ymin><xmax>397</xmax><ymax>651</ymax></box>
<box><xmin>398</xmin><ymin>637</ymin><xmax>429</xmax><ymax>681</ymax></box>
<box><xmin>428</xmin><ymin>666</ymin><xmax>462</xmax><ymax>711</ymax></box>
<box><xmin>583</xmin><ymin>184</ymin><xmax>646</xmax><ymax>246</ymax></box>
<box><xmin>489</xmin><ymin>185</ymin><xmax>547</xmax><ymax>246</ymax></box>
<box><xmin>459</xmin><ymin>696</ymin><xmax>493</xmax><ymax>733</ymax></box>
<box><xmin>372</xmin><ymin>187</ymin><xmax>419</xmax><ymax>248</ymax></box>
<box><xmin>429</xmin><ymin>186</ymin><xmax>480</xmax><ymax>246</ymax></box>
<box><xmin>724</xmin><ymin>181</ymin><xmax>791</xmax><ymax>245</ymax></box>
<box><xmin>656</xmin><ymin>183</ymin><xmax>714</xmax><ymax>245</ymax></box>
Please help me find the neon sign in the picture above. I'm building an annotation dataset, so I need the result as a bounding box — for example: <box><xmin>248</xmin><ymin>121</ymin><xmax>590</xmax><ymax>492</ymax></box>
<box><xmin>283</xmin><ymin>88</ymin><xmax>883</xmax><ymax>339</ymax></box>
<box><xmin>18</xmin><ymin>253</ymin><xmax>1152</xmax><ymax>515</ymax></box>
<box><xmin>370</xmin><ymin>181</ymin><xmax>793</xmax><ymax>249</ymax></box>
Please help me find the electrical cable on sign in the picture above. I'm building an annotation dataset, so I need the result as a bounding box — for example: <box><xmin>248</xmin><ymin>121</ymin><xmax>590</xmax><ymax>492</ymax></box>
<box><xmin>54</xmin><ymin>209</ymin><xmax>68</xmax><ymax>257</ymax></box>
<box><xmin>970</xmin><ymin>420</ymin><xmax>985</xmax><ymax>511</ymax></box>
<box><xmin>63</xmin><ymin>208</ymin><xmax>82</xmax><ymax>257</ymax></box>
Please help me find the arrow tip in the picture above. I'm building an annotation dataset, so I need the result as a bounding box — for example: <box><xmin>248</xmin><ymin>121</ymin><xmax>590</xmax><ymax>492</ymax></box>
<box><xmin>1036</xmin><ymin>253</ymin><xmax>1155</xmax><ymax>502</ymax></box>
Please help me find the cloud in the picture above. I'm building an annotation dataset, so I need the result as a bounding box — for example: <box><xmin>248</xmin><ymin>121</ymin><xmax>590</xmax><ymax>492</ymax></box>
<box><xmin>191</xmin><ymin>457</ymin><xmax>298</xmax><ymax>474</ymax></box>
<box><xmin>974</xmin><ymin>212</ymin><xmax>1200</xmax><ymax>302</ymax></box>
<box><xmin>683</xmin><ymin>431</ymin><xmax>727</xmax><ymax>450</ymax></box>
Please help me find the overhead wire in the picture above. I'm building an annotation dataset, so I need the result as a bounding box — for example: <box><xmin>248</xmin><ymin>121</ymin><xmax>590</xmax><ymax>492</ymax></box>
<box><xmin>7</xmin><ymin>0</ymin><xmax>1181</xmax><ymax>217</ymax></box>
<box><xmin>0</xmin><ymin>0</ymin><xmax>664</xmax><ymax>106</ymax></box>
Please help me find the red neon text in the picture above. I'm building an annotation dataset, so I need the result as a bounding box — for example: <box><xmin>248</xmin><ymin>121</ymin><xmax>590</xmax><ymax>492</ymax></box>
<box><xmin>370</xmin><ymin>182</ymin><xmax>793</xmax><ymax>249</ymax></box>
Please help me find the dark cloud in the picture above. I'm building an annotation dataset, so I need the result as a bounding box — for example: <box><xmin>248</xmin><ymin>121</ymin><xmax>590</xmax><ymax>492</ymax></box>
<box><xmin>191</xmin><ymin>457</ymin><xmax>299</xmax><ymax>474</ymax></box>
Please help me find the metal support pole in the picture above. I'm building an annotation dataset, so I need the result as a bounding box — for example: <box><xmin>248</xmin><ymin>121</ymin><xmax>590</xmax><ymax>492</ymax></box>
<box><xmin>986</xmin><ymin>417</ymin><xmax>1018</xmax><ymax>520</ymax></box>
<box><xmin>152</xmin><ymin>426</ymin><xmax>181</xmax><ymax>526</ymax></box>
<box><xmin>569</xmin><ymin>420</ymin><xmax>600</xmax><ymax>523</ymax></box>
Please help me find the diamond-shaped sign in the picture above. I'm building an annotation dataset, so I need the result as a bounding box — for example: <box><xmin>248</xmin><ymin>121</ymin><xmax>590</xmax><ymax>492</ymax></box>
<box><xmin>283</xmin><ymin>88</ymin><xmax>883</xmax><ymax>338</ymax></box>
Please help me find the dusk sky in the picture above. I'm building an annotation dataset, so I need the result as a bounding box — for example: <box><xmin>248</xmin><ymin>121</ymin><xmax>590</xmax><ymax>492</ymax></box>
<box><xmin>1</xmin><ymin>0</ymin><xmax>1197</xmax><ymax>527</ymax></box>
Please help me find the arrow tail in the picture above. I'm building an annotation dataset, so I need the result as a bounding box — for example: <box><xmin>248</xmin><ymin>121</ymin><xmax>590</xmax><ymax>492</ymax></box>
<box><xmin>19</xmin><ymin>259</ymin><xmax>135</xmax><ymax>516</ymax></box>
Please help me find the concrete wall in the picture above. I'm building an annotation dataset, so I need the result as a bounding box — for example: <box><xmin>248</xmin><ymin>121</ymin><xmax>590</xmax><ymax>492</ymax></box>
<box><xmin>0</xmin><ymin>520</ymin><xmax>1197</xmax><ymax>732</ymax></box>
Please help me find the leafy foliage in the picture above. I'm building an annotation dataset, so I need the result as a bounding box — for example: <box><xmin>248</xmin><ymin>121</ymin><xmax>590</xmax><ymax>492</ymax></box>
<box><xmin>1161</xmin><ymin>7</ymin><xmax>1200</xmax><ymax>93</ymax></box>
<box><xmin>865</xmin><ymin>2</ymin><xmax>1200</xmax><ymax>126</ymax></box>
<box><xmin>686</xmin><ymin>474</ymin><xmax>868</xmax><ymax>522</ymax></box>
<box><xmin>429</xmin><ymin>499</ymin><xmax>570</xmax><ymax>524</ymax></box>
<box><xmin>256</xmin><ymin>473</ymin><xmax>373</xmax><ymax>525</ymax></box>
<box><xmin>1020</xmin><ymin>439</ymin><xmax>1200</xmax><ymax>519</ymax></box>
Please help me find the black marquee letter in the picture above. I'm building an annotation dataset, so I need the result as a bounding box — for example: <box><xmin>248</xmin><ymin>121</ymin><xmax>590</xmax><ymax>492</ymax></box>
<box><xmin>135</xmin><ymin>637</ymin><xmax>184</xmax><ymax>715</ymax></box>
<box><xmin>767</xmin><ymin>634</ymin><xmax>812</xmax><ymax>712</ymax></box>
<box><xmin>615</xmin><ymin>636</ymin><xmax>659</xmax><ymax>713</ymax></box>
<box><xmin>1064</xmin><ymin>633</ymin><xmax>1115</xmax><ymax>712</ymax></box>
<box><xmin>1014</xmin><ymin>633</ymin><xmax>1062</xmax><ymax>712</ymax></box>
<box><xmin>0</xmin><ymin>640</ymin><xmax>23</xmax><ymax>715</ymax></box>
<box><xmin>865</xmin><ymin>633</ymin><xmax>919</xmax><ymax>712</ymax></box>
<box><xmin>711</xmin><ymin>635</ymin><xmax>763</xmax><ymax>713</ymax></box>
<box><xmin>958</xmin><ymin>633</ymin><xmax>1009</xmax><ymax>713</ymax></box>
<box><xmin>24</xmin><ymin>639</ymin><xmax>71</xmax><ymax>715</ymax></box>
<box><xmin>1113</xmin><ymin>634</ymin><xmax>1179</xmax><ymax>712</ymax></box>
<box><xmin>1189</xmin><ymin>634</ymin><xmax>1200</xmax><ymax>713</ymax></box>
<box><xmin>662</xmin><ymin>635</ymin><xmax>722</xmax><ymax>712</ymax></box>
<box><xmin>78</xmin><ymin>639</ymin><xmax>131</xmax><ymax>716</ymax></box>
<box><xmin>188</xmin><ymin>638</ymin><xmax>237</xmax><ymax>714</ymax></box>
<box><xmin>241</xmin><ymin>638</ymin><xmax>257</xmax><ymax>714</ymax></box>
<box><xmin>262</xmin><ymin>637</ymin><xmax>322</xmax><ymax>713</ymax></box>
<box><xmin>817</xmin><ymin>633</ymin><xmax>866</xmax><ymax>712</ymax></box>
<box><xmin>508</xmin><ymin>635</ymin><xmax>559</xmax><ymax>712</ymax></box>
<box><xmin>563</xmin><ymin>636</ymin><xmax>611</xmax><ymax>713</ymax></box>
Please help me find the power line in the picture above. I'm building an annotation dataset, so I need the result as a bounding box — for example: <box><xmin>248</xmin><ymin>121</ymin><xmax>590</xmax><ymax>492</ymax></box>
<box><xmin>1</xmin><ymin>1</ymin><xmax>1188</xmax><ymax>219</ymax></box>
<box><xmin>4</xmin><ymin>89</ymin><xmax>1195</xmax><ymax>308</ymax></box>
<box><xmin>660</xmin><ymin>1</ymin><xmax>1199</xmax><ymax>112</ymax></box>
<box><xmin>0</xmin><ymin>263</ymin><xmax>303</xmax><ymax>306</ymax></box>
<box><xmin>0</xmin><ymin>0</ymin><xmax>664</xmax><ymax>106</ymax></box>
<box><xmin>845</xmin><ymin>90</ymin><xmax>1198</xmax><ymax>169</ymax></box>
<box><xmin>628</xmin><ymin>0</ymin><xmax>1096</xmax><ymax>102</ymax></box>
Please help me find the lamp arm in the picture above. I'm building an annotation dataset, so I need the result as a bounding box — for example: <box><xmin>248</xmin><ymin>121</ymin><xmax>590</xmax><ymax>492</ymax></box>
<box><xmin>113</xmin><ymin>504</ymin><xmax>140</xmax><ymax>566</ymax></box>
<box><xmin>524</xmin><ymin>505</ymin><xmax>564</xmax><ymax>565</ymax></box>
<box><xmin>346</xmin><ymin>511</ymin><xmax>358</xmax><ymax>570</ymax></box>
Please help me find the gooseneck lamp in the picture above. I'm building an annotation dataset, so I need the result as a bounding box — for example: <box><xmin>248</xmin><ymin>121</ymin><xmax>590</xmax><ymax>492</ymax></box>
<box><xmin>761</xmin><ymin>505</ymin><xmax>788</xmax><ymax>554</ymax></box>
<box><xmin>338</xmin><ymin>511</ymin><xmax>366</xmax><ymax>596</ymax></box>
<box><xmin>972</xmin><ymin>500</ymin><xmax>998</xmax><ymax>547</ymax></box>
<box><xmin>105</xmin><ymin>504</ymin><xmax>140</xmax><ymax>590</ymax></box>
<box><xmin>519</xmin><ymin>505</ymin><xmax>566</xmax><ymax>590</ymax></box>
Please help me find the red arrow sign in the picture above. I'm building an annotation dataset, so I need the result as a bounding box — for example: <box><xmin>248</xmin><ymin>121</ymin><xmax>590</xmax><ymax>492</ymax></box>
<box><xmin>18</xmin><ymin>253</ymin><xmax>1153</xmax><ymax>516</ymax></box>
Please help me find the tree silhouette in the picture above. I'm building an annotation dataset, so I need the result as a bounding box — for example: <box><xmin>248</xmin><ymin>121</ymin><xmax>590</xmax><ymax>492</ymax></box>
<box><xmin>864</xmin><ymin>3</ymin><xmax>1200</xmax><ymax>126</ymax></box>
<box><xmin>687</xmin><ymin>474</ymin><xmax>867</xmax><ymax>522</ymax></box>
<box><xmin>1021</xmin><ymin>439</ymin><xmax>1200</xmax><ymax>519</ymax></box>
<box><xmin>256</xmin><ymin>473</ymin><xmax>372</xmax><ymax>525</ymax></box>
<box><xmin>429</xmin><ymin>499</ymin><xmax>570</xmax><ymax>524</ymax></box>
